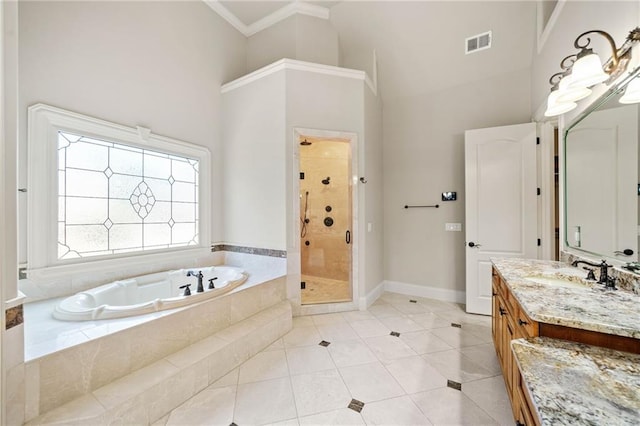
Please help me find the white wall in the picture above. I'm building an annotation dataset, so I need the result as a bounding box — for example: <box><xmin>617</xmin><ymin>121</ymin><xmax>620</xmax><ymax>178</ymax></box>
<box><xmin>363</xmin><ymin>87</ymin><xmax>384</xmax><ymax>295</ymax></box>
<box><xmin>221</xmin><ymin>71</ymin><xmax>287</xmax><ymax>249</ymax></box>
<box><xmin>18</xmin><ymin>0</ymin><xmax>247</xmax><ymax>265</ymax></box>
<box><xmin>532</xmin><ymin>1</ymin><xmax>640</xmax><ymax>117</ymax></box>
<box><xmin>383</xmin><ymin>67</ymin><xmax>531</xmax><ymax>296</ymax></box>
<box><xmin>247</xmin><ymin>15</ymin><xmax>339</xmax><ymax>73</ymax></box>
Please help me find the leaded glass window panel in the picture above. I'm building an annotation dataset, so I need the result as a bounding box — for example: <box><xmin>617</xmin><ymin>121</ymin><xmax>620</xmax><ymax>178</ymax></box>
<box><xmin>57</xmin><ymin>130</ymin><xmax>199</xmax><ymax>259</ymax></box>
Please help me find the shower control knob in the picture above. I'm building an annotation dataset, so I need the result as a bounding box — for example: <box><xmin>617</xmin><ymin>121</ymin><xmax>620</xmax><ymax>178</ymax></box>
<box><xmin>324</xmin><ymin>217</ymin><xmax>334</xmax><ymax>227</ymax></box>
<box><xmin>325</xmin><ymin>206</ymin><xmax>332</xmax><ymax>212</ymax></box>
<box><xmin>305</xmin><ymin>241</ymin><xmax>310</xmax><ymax>246</ymax></box>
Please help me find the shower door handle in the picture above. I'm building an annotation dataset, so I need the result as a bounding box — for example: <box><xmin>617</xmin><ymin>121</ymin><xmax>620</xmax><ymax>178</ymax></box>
<box><xmin>346</xmin><ymin>230</ymin><xmax>351</xmax><ymax>244</ymax></box>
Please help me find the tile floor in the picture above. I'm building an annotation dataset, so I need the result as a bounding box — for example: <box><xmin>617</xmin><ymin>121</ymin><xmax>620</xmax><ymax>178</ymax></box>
<box><xmin>153</xmin><ymin>292</ymin><xmax>513</xmax><ymax>425</ymax></box>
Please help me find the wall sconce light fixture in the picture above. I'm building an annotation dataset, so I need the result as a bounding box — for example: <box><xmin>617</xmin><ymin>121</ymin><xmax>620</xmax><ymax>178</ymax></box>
<box><xmin>544</xmin><ymin>27</ymin><xmax>640</xmax><ymax>117</ymax></box>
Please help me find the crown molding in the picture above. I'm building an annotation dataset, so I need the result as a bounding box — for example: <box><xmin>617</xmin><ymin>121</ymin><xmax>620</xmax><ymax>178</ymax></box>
<box><xmin>204</xmin><ymin>1</ymin><xmax>330</xmax><ymax>38</ymax></box>
<box><xmin>221</xmin><ymin>58</ymin><xmax>367</xmax><ymax>93</ymax></box>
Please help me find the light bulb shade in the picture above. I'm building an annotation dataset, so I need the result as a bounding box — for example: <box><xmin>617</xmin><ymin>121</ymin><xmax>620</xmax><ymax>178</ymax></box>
<box><xmin>619</xmin><ymin>77</ymin><xmax>640</xmax><ymax>104</ymax></box>
<box><xmin>556</xmin><ymin>74</ymin><xmax>592</xmax><ymax>103</ymax></box>
<box><xmin>567</xmin><ymin>52</ymin><xmax>609</xmax><ymax>89</ymax></box>
<box><xmin>544</xmin><ymin>90</ymin><xmax>577</xmax><ymax>117</ymax></box>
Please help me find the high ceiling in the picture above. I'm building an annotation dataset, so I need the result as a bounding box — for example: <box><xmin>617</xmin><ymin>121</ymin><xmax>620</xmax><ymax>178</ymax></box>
<box><xmin>209</xmin><ymin>1</ymin><xmax>537</xmax><ymax>101</ymax></box>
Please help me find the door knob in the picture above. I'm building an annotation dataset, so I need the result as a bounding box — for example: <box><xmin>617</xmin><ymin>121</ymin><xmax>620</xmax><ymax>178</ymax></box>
<box><xmin>468</xmin><ymin>242</ymin><xmax>481</xmax><ymax>248</ymax></box>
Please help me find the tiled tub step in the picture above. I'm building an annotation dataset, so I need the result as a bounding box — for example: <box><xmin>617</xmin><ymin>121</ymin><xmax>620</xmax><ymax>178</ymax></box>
<box><xmin>26</xmin><ymin>301</ymin><xmax>292</xmax><ymax>425</ymax></box>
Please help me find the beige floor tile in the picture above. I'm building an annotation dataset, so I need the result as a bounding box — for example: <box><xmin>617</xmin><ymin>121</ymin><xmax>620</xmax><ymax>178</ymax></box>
<box><xmin>341</xmin><ymin>310</ymin><xmax>375</xmax><ymax>323</ymax></box>
<box><xmin>238</xmin><ymin>350</ymin><xmax>289</xmax><ymax>384</ymax></box>
<box><xmin>166</xmin><ymin>385</ymin><xmax>235</xmax><ymax>425</ymax></box>
<box><xmin>350</xmin><ymin>318</ymin><xmax>391</xmax><ymax>338</ymax></box>
<box><xmin>327</xmin><ymin>339</ymin><xmax>378</xmax><ymax>368</ymax></box>
<box><xmin>462</xmin><ymin>322</ymin><xmax>494</xmax><ymax>343</ymax></box>
<box><xmin>422</xmin><ymin>349</ymin><xmax>495</xmax><ymax>384</ymax></box>
<box><xmin>293</xmin><ymin>316</ymin><xmax>316</xmax><ymax>328</ymax></box>
<box><xmin>266</xmin><ymin>418</ymin><xmax>300</xmax><ymax>426</ymax></box>
<box><xmin>286</xmin><ymin>345</ymin><xmax>335</xmax><ymax>375</ymax></box>
<box><xmin>378</xmin><ymin>315</ymin><xmax>423</xmax><ymax>333</ymax></box>
<box><xmin>429</xmin><ymin>326</ymin><xmax>488</xmax><ymax>348</ymax></box>
<box><xmin>364</xmin><ymin>335</ymin><xmax>417</xmax><ymax>362</ymax></box>
<box><xmin>361</xmin><ymin>395</ymin><xmax>433</xmax><ymax>426</ymax></box>
<box><xmin>368</xmin><ymin>303</ymin><xmax>403</xmax><ymax>318</ymax></box>
<box><xmin>389</xmin><ymin>301</ymin><xmax>431</xmax><ymax>314</ymax></box>
<box><xmin>298</xmin><ymin>408</ymin><xmax>365</xmax><ymax>425</ymax></box>
<box><xmin>338</xmin><ymin>362</ymin><xmax>404</xmax><ymax>403</ymax></box>
<box><xmin>264</xmin><ymin>338</ymin><xmax>285</xmax><ymax>351</ymax></box>
<box><xmin>283</xmin><ymin>325</ymin><xmax>322</xmax><ymax>348</ymax></box>
<box><xmin>459</xmin><ymin>343</ymin><xmax>502</xmax><ymax>376</ymax></box>
<box><xmin>208</xmin><ymin>368</ymin><xmax>238</xmax><ymax>389</ymax></box>
<box><xmin>316</xmin><ymin>322</ymin><xmax>359</xmax><ymax>342</ymax></box>
<box><xmin>234</xmin><ymin>377</ymin><xmax>297</xmax><ymax>425</ymax></box>
<box><xmin>462</xmin><ymin>375</ymin><xmax>514</xmax><ymax>425</ymax></box>
<box><xmin>399</xmin><ymin>330</ymin><xmax>454</xmax><ymax>354</ymax></box>
<box><xmin>290</xmin><ymin>369</ymin><xmax>352</xmax><ymax>417</ymax></box>
<box><xmin>412</xmin><ymin>386</ymin><xmax>499</xmax><ymax>425</ymax></box>
<box><xmin>311</xmin><ymin>312</ymin><xmax>347</xmax><ymax>325</ymax></box>
<box><xmin>408</xmin><ymin>312</ymin><xmax>452</xmax><ymax>330</ymax></box>
<box><xmin>382</xmin><ymin>355</ymin><xmax>448</xmax><ymax>394</ymax></box>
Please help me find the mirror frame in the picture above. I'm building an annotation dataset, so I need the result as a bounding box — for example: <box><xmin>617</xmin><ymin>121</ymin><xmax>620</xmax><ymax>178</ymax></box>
<box><xmin>563</xmin><ymin>65</ymin><xmax>640</xmax><ymax>262</ymax></box>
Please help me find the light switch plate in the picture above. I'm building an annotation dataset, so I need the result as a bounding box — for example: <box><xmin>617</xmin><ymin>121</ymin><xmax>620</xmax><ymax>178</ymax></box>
<box><xmin>445</xmin><ymin>223</ymin><xmax>462</xmax><ymax>232</ymax></box>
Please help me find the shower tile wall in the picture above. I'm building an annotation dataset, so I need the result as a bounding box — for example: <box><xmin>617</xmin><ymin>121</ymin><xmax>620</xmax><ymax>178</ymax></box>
<box><xmin>300</xmin><ymin>140</ymin><xmax>351</xmax><ymax>282</ymax></box>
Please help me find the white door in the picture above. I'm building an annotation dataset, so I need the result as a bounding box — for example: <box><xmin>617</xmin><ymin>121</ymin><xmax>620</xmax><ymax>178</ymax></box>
<box><xmin>465</xmin><ymin>123</ymin><xmax>537</xmax><ymax>315</ymax></box>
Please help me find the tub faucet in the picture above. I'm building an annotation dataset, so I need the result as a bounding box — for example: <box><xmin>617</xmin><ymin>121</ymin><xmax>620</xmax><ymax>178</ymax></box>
<box><xmin>187</xmin><ymin>270</ymin><xmax>204</xmax><ymax>293</ymax></box>
<box><xmin>571</xmin><ymin>259</ymin><xmax>612</xmax><ymax>285</ymax></box>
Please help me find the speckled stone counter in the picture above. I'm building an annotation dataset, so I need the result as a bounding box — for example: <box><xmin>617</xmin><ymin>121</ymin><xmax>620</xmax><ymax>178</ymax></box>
<box><xmin>492</xmin><ymin>258</ymin><xmax>640</xmax><ymax>339</ymax></box>
<box><xmin>512</xmin><ymin>337</ymin><xmax>640</xmax><ymax>425</ymax></box>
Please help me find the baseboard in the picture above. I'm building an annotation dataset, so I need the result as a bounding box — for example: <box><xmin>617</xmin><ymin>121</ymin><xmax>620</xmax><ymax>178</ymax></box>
<box><xmin>359</xmin><ymin>280</ymin><xmax>385</xmax><ymax>310</ymax></box>
<box><xmin>383</xmin><ymin>280</ymin><xmax>465</xmax><ymax>304</ymax></box>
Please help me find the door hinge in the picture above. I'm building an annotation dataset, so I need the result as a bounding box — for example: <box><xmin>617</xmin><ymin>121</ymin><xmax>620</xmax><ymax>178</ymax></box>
<box><xmin>536</xmin><ymin>137</ymin><xmax>540</xmax><ymax>145</ymax></box>
<box><xmin>300</xmin><ymin>281</ymin><xmax>306</xmax><ymax>289</ymax></box>
<box><xmin>537</xmin><ymin>187</ymin><xmax>541</xmax><ymax>196</ymax></box>
<box><xmin>537</xmin><ymin>238</ymin><xmax>541</xmax><ymax>246</ymax></box>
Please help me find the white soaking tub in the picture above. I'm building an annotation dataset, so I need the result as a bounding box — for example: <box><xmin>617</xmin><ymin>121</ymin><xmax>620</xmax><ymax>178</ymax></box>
<box><xmin>53</xmin><ymin>265</ymin><xmax>248</xmax><ymax>321</ymax></box>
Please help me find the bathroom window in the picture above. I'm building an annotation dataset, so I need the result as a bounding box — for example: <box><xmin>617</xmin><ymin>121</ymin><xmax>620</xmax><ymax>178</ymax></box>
<box><xmin>28</xmin><ymin>104</ymin><xmax>211</xmax><ymax>279</ymax></box>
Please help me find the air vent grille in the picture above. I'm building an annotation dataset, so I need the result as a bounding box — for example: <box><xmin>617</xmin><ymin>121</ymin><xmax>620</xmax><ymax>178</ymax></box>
<box><xmin>465</xmin><ymin>31</ymin><xmax>492</xmax><ymax>54</ymax></box>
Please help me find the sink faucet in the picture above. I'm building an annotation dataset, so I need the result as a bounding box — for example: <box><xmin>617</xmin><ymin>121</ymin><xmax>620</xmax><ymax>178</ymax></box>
<box><xmin>187</xmin><ymin>270</ymin><xmax>204</xmax><ymax>293</ymax></box>
<box><xmin>571</xmin><ymin>259</ymin><xmax>612</xmax><ymax>285</ymax></box>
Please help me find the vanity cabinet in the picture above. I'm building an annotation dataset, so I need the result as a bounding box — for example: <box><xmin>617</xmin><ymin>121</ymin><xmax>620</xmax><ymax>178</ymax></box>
<box><xmin>492</xmin><ymin>268</ymin><xmax>539</xmax><ymax>426</ymax></box>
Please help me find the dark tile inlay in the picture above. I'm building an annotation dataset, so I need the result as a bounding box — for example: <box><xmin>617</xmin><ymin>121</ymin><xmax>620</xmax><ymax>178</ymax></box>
<box><xmin>451</xmin><ymin>323</ymin><xmax>462</xmax><ymax>328</ymax></box>
<box><xmin>409</xmin><ymin>299</ymin><xmax>417</xmax><ymax>303</ymax></box>
<box><xmin>348</xmin><ymin>398</ymin><xmax>365</xmax><ymax>413</ymax></box>
<box><xmin>390</xmin><ymin>331</ymin><xmax>401</xmax><ymax>337</ymax></box>
<box><xmin>447</xmin><ymin>379</ymin><xmax>462</xmax><ymax>391</ymax></box>
<box><xmin>319</xmin><ymin>340</ymin><xmax>331</xmax><ymax>347</ymax></box>
<box><xmin>6</xmin><ymin>305</ymin><xmax>24</xmax><ymax>330</ymax></box>
<box><xmin>230</xmin><ymin>423</ymin><xmax>238</xmax><ymax>426</ymax></box>
<box><xmin>210</xmin><ymin>244</ymin><xmax>286</xmax><ymax>258</ymax></box>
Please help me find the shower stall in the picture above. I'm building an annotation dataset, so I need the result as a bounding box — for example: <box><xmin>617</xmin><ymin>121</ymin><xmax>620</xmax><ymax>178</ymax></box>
<box><xmin>298</xmin><ymin>136</ymin><xmax>352</xmax><ymax>304</ymax></box>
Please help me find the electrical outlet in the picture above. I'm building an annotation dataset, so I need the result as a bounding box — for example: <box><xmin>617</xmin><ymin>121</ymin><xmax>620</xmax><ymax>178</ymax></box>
<box><xmin>445</xmin><ymin>223</ymin><xmax>462</xmax><ymax>232</ymax></box>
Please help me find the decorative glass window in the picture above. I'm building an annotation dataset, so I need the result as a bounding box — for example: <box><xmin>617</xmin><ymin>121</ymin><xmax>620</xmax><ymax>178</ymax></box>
<box><xmin>28</xmin><ymin>104</ymin><xmax>210</xmax><ymax>279</ymax></box>
<box><xmin>57</xmin><ymin>131</ymin><xmax>199</xmax><ymax>260</ymax></box>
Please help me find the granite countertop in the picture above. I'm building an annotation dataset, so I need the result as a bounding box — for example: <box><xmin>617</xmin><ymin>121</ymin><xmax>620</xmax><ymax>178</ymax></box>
<box><xmin>512</xmin><ymin>337</ymin><xmax>640</xmax><ymax>425</ymax></box>
<box><xmin>492</xmin><ymin>258</ymin><xmax>640</xmax><ymax>339</ymax></box>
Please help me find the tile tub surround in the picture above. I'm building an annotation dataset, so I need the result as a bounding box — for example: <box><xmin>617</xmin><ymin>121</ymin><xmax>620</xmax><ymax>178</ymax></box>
<box><xmin>512</xmin><ymin>337</ymin><xmax>640</xmax><ymax>425</ymax></box>
<box><xmin>492</xmin><ymin>258</ymin><xmax>640</xmax><ymax>339</ymax></box>
<box><xmin>26</xmin><ymin>300</ymin><xmax>293</xmax><ymax>425</ymax></box>
<box><xmin>24</xmin><ymin>275</ymin><xmax>287</xmax><ymax>422</ymax></box>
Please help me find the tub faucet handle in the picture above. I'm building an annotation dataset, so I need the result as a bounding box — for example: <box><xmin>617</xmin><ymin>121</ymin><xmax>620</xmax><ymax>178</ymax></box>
<box><xmin>179</xmin><ymin>284</ymin><xmax>192</xmax><ymax>296</ymax></box>
<box><xmin>208</xmin><ymin>277</ymin><xmax>218</xmax><ymax>289</ymax></box>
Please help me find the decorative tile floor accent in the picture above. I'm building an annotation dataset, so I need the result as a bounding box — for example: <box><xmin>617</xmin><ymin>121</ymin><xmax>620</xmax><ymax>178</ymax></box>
<box><xmin>319</xmin><ymin>340</ymin><xmax>331</xmax><ymax>347</ymax></box>
<box><xmin>210</xmin><ymin>244</ymin><xmax>287</xmax><ymax>258</ymax></box>
<box><xmin>348</xmin><ymin>398</ymin><xmax>365</xmax><ymax>413</ymax></box>
<box><xmin>451</xmin><ymin>322</ymin><xmax>462</xmax><ymax>328</ymax></box>
<box><xmin>409</xmin><ymin>299</ymin><xmax>417</xmax><ymax>303</ymax></box>
<box><xmin>390</xmin><ymin>331</ymin><xmax>401</xmax><ymax>337</ymax></box>
<box><xmin>156</xmin><ymin>291</ymin><xmax>511</xmax><ymax>426</ymax></box>
<box><xmin>447</xmin><ymin>379</ymin><xmax>463</xmax><ymax>391</ymax></box>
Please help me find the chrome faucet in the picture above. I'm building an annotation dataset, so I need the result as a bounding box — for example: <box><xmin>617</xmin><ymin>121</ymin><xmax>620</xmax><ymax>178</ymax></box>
<box><xmin>187</xmin><ymin>270</ymin><xmax>204</xmax><ymax>293</ymax></box>
<box><xmin>571</xmin><ymin>259</ymin><xmax>613</xmax><ymax>286</ymax></box>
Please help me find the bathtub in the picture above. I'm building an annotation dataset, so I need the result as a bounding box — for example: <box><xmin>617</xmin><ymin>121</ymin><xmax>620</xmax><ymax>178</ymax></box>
<box><xmin>53</xmin><ymin>265</ymin><xmax>248</xmax><ymax>321</ymax></box>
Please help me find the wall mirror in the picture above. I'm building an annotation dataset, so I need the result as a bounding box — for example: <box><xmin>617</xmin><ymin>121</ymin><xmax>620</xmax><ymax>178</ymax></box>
<box><xmin>564</xmin><ymin>66</ymin><xmax>640</xmax><ymax>265</ymax></box>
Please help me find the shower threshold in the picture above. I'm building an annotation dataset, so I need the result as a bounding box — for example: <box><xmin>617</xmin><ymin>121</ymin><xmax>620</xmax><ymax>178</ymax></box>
<box><xmin>301</xmin><ymin>274</ymin><xmax>351</xmax><ymax>305</ymax></box>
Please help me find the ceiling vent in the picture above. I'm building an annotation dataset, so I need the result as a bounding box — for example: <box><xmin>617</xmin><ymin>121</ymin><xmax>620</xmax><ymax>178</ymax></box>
<box><xmin>465</xmin><ymin>31</ymin><xmax>492</xmax><ymax>55</ymax></box>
